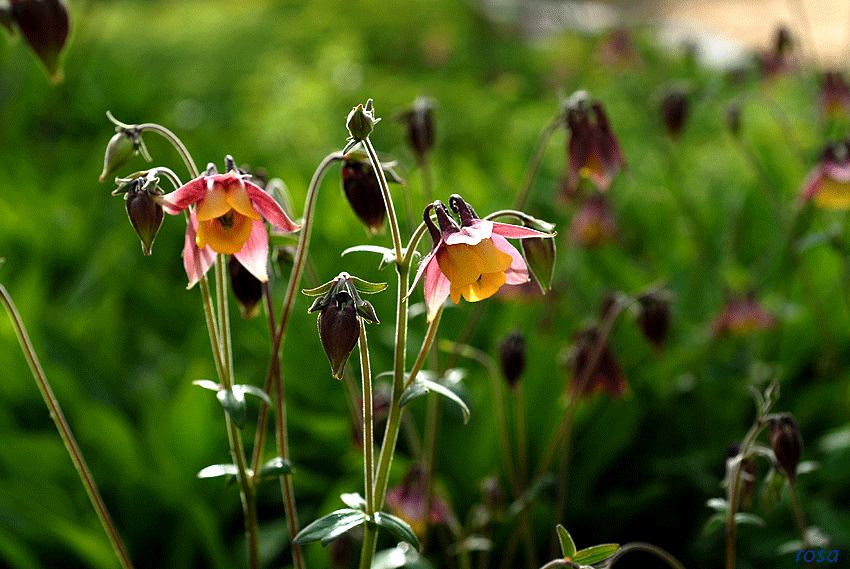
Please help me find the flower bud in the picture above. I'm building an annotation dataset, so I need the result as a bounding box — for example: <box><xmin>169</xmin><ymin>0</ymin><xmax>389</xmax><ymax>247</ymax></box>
<box><xmin>521</xmin><ymin>235</ymin><xmax>556</xmax><ymax>293</ymax></box>
<box><xmin>125</xmin><ymin>179</ymin><xmax>164</xmax><ymax>256</ymax></box>
<box><xmin>498</xmin><ymin>331</ymin><xmax>526</xmax><ymax>390</ymax></box>
<box><xmin>100</xmin><ymin>130</ymin><xmax>140</xmax><ymax>182</ymax></box>
<box><xmin>346</xmin><ymin>99</ymin><xmax>380</xmax><ymax>142</ymax></box>
<box><xmin>726</xmin><ymin>103</ymin><xmax>742</xmax><ymax>138</ymax></box>
<box><xmin>637</xmin><ymin>292</ymin><xmax>671</xmax><ymax>349</ymax></box>
<box><xmin>568</xmin><ymin>328</ymin><xmax>627</xmax><ymax>399</ymax></box>
<box><xmin>400</xmin><ymin>96</ymin><xmax>436</xmax><ymax>162</ymax></box>
<box><xmin>769</xmin><ymin>414</ymin><xmax>803</xmax><ymax>486</ymax></box>
<box><xmin>228</xmin><ymin>256</ymin><xmax>263</xmax><ymax>319</ymax></box>
<box><xmin>660</xmin><ymin>87</ymin><xmax>689</xmax><ymax>137</ymax></box>
<box><xmin>341</xmin><ymin>157</ymin><xmax>386</xmax><ymax>235</ymax></box>
<box><xmin>10</xmin><ymin>0</ymin><xmax>70</xmax><ymax>82</ymax></box>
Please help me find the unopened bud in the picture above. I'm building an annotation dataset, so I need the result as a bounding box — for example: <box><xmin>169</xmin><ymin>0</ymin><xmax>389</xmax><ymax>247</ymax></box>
<box><xmin>498</xmin><ymin>332</ymin><xmax>526</xmax><ymax>389</ymax></box>
<box><xmin>521</xmin><ymin>235</ymin><xmax>556</xmax><ymax>293</ymax></box>
<box><xmin>100</xmin><ymin>130</ymin><xmax>140</xmax><ymax>182</ymax></box>
<box><xmin>228</xmin><ymin>256</ymin><xmax>263</xmax><ymax>319</ymax></box>
<box><xmin>341</xmin><ymin>158</ymin><xmax>387</xmax><ymax>235</ymax></box>
<box><xmin>660</xmin><ymin>88</ymin><xmax>689</xmax><ymax>137</ymax></box>
<box><xmin>125</xmin><ymin>179</ymin><xmax>164</xmax><ymax>256</ymax></box>
<box><xmin>400</xmin><ymin>96</ymin><xmax>436</xmax><ymax>162</ymax></box>
<box><xmin>346</xmin><ymin>99</ymin><xmax>380</xmax><ymax>142</ymax></box>
<box><xmin>637</xmin><ymin>292</ymin><xmax>671</xmax><ymax>349</ymax></box>
<box><xmin>10</xmin><ymin>0</ymin><xmax>70</xmax><ymax>82</ymax></box>
<box><xmin>769</xmin><ymin>414</ymin><xmax>803</xmax><ymax>486</ymax></box>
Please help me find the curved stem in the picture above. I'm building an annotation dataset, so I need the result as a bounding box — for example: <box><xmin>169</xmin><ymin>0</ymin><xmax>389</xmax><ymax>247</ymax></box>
<box><xmin>513</xmin><ymin>116</ymin><xmax>562</xmax><ymax>210</ymax></box>
<box><xmin>364</xmin><ymin>137</ymin><xmax>404</xmax><ymax>263</ymax></box>
<box><xmin>789</xmin><ymin>483</ymin><xmax>812</xmax><ymax>552</ymax></box>
<box><xmin>135</xmin><ymin>122</ymin><xmax>199</xmax><ymax>179</ymax></box>
<box><xmin>403</xmin><ymin>306</ymin><xmax>443</xmax><ymax>390</ymax></box>
<box><xmin>605</xmin><ymin>542</ymin><xmax>688</xmax><ymax>569</ymax></box>
<box><xmin>725</xmin><ymin>418</ymin><xmax>765</xmax><ymax>569</ymax></box>
<box><xmin>1</xmin><ymin>284</ymin><xmax>136</xmax><ymax>569</ymax></box>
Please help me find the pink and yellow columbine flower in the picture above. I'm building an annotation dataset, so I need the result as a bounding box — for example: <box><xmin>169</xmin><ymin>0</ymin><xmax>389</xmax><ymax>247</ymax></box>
<box><xmin>411</xmin><ymin>195</ymin><xmax>555</xmax><ymax>321</ymax></box>
<box><xmin>800</xmin><ymin>140</ymin><xmax>850</xmax><ymax>210</ymax></box>
<box><xmin>161</xmin><ymin>157</ymin><xmax>299</xmax><ymax>287</ymax></box>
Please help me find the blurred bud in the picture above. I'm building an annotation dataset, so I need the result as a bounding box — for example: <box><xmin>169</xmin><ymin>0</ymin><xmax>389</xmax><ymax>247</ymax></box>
<box><xmin>756</xmin><ymin>26</ymin><xmax>796</xmax><ymax>79</ymax></box>
<box><xmin>660</xmin><ymin>87</ymin><xmax>689</xmax><ymax>137</ymax></box>
<box><xmin>726</xmin><ymin>103</ymin><xmax>742</xmax><ymax>138</ymax></box>
<box><xmin>800</xmin><ymin>139</ymin><xmax>850</xmax><ymax>210</ymax></box>
<box><xmin>498</xmin><ymin>331</ymin><xmax>526</xmax><ymax>389</ymax></box>
<box><xmin>228</xmin><ymin>256</ymin><xmax>263</xmax><ymax>319</ymax></box>
<box><xmin>340</xmin><ymin>154</ymin><xmax>397</xmax><ymax>235</ymax></box>
<box><xmin>386</xmin><ymin>464</ymin><xmax>450</xmax><ymax>538</ymax></box>
<box><xmin>637</xmin><ymin>292</ymin><xmax>671</xmax><ymax>349</ymax></box>
<box><xmin>10</xmin><ymin>0</ymin><xmax>70</xmax><ymax>82</ymax></box>
<box><xmin>124</xmin><ymin>178</ymin><xmax>164</xmax><ymax>256</ymax></box>
<box><xmin>725</xmin><ymin>443</ymin><xmax>759</xmax><ymax>510</ymax></box>
<box><xmin>399</xmin><ymin>96</ymin><xmax>436</xmax><ymax>162</ymax></box>
<box><xmin>713</xmin><ymin>292</ymin><xmax>776</xmax><ymax>335</ymax></box>
<box><xmin>597</xmin><ymin>27</ymin><xmax>639</xmax><ymax>69</ymax></box>
<box><xmin>564</xmin><ymin>91</ymin><xmax>626</xmax><ymax>193</ymax></box>
<box><xmin>346</xmin><ymin>99</ymin><xmax>380</xmax><ymax>142</ymax></box>
<box><xmin>567</xmin><ymin>328</ymin><xmax>627</xmax><ymax>399</ymax></box>
<box><xmin>100</xmin><ymin>130</ymin><xmax>141</xmax><ymax>182</ymax></box>
<box><xmin>570</xmin><ymin>194</ymin><xmax>616</xmax><ymax>247</ymax></box>
<box><xmin>329</xmin><ymin>531</ymin><xmax>359</xmax><ymax>569</ymax></box>
<box><xmin>819</xmin><ymin>71</ymin><xmax>850</xmax><ymax>118</ymax></box>
<box><xmin>769</xmin><ymin>414</ymin><xmax>803</xmax><ymax>486</ymax></box>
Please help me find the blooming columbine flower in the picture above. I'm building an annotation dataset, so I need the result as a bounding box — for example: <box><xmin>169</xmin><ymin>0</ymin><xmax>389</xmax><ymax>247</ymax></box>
<box><xmin>410</xmin><ymin>195</ymin><xmax>555</xmax><ymax>321</ymax></box>
<box><xmin>800</xmin><ymin>140</ymin><xmax>850</xmax><ymax>210</ymax></box>
<box><xmin>564</xmin><ymin>91</ymin><xmax>625</xmax><ymax>193</ymax></box>
<box><xmin>161</xmin><ymin>157</ymin><xmax>299</xmax><ymax>287</ymax></box>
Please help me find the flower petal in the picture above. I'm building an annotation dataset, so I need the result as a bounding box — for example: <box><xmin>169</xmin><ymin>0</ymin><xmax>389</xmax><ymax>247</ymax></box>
<box><xmin>227</xmin><ymin>179</ymin><xmax>262</xmax><ymax>221</ymax></box>
<box><xmin>233</xmin><ymin>218</ymin><xmax>271</xmax><ymax>282</ymax></box>
<box><xmin>490</xmin><ymin>222</ymin><xmax>555</xmax><ymax>239</ymax></box>
<box><xmin>184</xmin><ymin>210</ymin><xmax>215</xmax><ymax>289</ymax></box>
<box><xmin>444</xmin><ymin>219</ymin><xmax>492</xmax><ymax>246</ymax></box>
<box><xmin>161</xmin><ymin>177</ymin><xmax>207</xmax><ymax>215</ymax></box>
<box><xmin>197</xmin><ymin>212</ymin><xmax>254</xmax><ymax>255</ymax></box>
<box><xmin>422</xmin><ymin>254</ymin><xmax>451</xmax><ymax>321</ymax></box>
<box><xmin>246</xmin><ymin>184</ymin><xmax>300</xmax><ymax>233</ymax></box>
<box><xmin>196</xmin><ymin>178</ymin><xmax>230</xmax><ymax>221</ymax></box>
<box><xmin>452</xmin><ymin>270</ymin><xmax>506</xmax><ymax>303</ymax></box>
<box><xmin>491</xmin><ymin>234</ymin><xmax>529</xmax><ymax>285</ymax></box>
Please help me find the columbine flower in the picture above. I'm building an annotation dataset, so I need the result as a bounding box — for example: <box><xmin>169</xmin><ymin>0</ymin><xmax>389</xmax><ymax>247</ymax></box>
<box><xmin>161</xmin><ymin>156</ymin><xmax>299</xmax><ymax>287</ymax></box>
<box><xmin>410</xmin><ymin>195</ymin><xmax>555</xmax><ymax>321</ymax></box>
<box><xmin>800</xmin><ymin>140</ymin><xmax>850</xmax><ymax>210</ymax></box>
<box><xmin>819</xmin><ymin>72</ymin><xmax>850</xmax><ymax>118</ymax></box>
<box><xmin>564</xmin><ymin>92</ymin><xmax>625</xmax><ymax>193</ymax></box>
<box><xmin>570</xmin><ymin>194</ymin><xmax>616</xmax><ymax>247</ymax></box>
<box><xmin>385</xmin><ymin>464</ymin><xmax>451</xmax><ymax>538</ymax></box>
<box><xmin>567</xmin><ymin>328</ymin><xmax>628</xmax><ymax>399</ymax></box>
<box><xmin>713</xmin><ymin>292</ymin><xmax>776</xmax><ymax>335</ymax></box>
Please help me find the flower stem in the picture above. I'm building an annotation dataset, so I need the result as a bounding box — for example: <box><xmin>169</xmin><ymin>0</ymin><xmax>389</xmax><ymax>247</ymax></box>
<box><xmin>359</xmin><ymin>319</ymin><xmax>376</xmax><ymax>515</ymax></box>
<box><xmin>789</xmin><ymin>483</ymin><xmax>812</xmax><ymax>552</ymax></box>
<box><xmin>604</xmin><ymin>542</ymin><xmax>688</xmax><ymax>569</ymax></box>
<box><xmin>725</xmin><ymin>418</ymin><xmax>765</xmax><ymax>569</ymax></box>
<box><xmin>134</xmin><ymin>120</ymin><xmax>199</xmax><ymax>178</ymax></box>
<box><xmin>513</xmin><ymin>116</ymin><xmax>562</xmax><ymax>210</ymax></box>
<box><xmin>364</xmin><ymin>137</ymin><xmax>404</xmax><ymax>264</ymax></box>
<box><xmin>1</xmin><ymin>284</ymin><xmax>135</xmax><ymax>569</ymax></box>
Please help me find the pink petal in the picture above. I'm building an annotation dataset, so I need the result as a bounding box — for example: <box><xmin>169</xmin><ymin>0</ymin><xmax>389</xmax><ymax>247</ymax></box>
<box><xmin>491</xmin><ymin>234</ymin><xmax>529</xmax><ymax>285</ymax></box>
<box><xmin>162</xmin><ymin>176</ymin><xmax>207</xmax><ymax>215</ymax></box>
<box><xmin>800</xmin><ymin>167</ymin><xmax>825</xmax><ymax>201</ymax></box>
<box><xmin>823</xmin><ymin>161</ymin><xmax>850</xmax><ymax>182</ymax></box>
<box><xmin>444</xmin><ymin>219</ymin><xmax>492</xmax><ymax>245</ymax></box>
<box><xmin>422</xmin><ymin>254</ymin><xmax>451</xmax><ymax>321</ymax></box>
<box><xmin>233</xmin><ymin>218</ymin><xmax>270</xmax><ymax>282</ymax></box>
<box><xmin>246</xmin><ymin>184</ymin><xmax>300</xmax><ymax>233</ymax></box>
<box><xmin>184</xmin><ymin>210</ymin><xmax>215</xmax><ymax>288</ymax></box>
<box><xmin>491</xmin><ymin>221</ymin><xmax>555</xmax><ymax>239</ymax></box>
<box><xmin>409</xmin><ymin>248</ymin><xmax>438</xmax><ymax>297</ymax></box>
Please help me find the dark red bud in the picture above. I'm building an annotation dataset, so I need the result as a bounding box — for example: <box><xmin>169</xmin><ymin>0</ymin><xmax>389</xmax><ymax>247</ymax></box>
<box><xmin>769</xmin><ymin>414</ymin><xmax>803</xmax><ymax>486</ymax></box>
<box><xmin>10</xmin><ymin>0</ymin><xmax>70</xmax><ymax>82</ymax></box>
<box><xmin>637</xmin><ymin>293</ymin><xmax>671</xmax><ymax>349</ymax></box>
<box><xmin>125</xmin><ymin>181</ymin><xmax>164</xmax><ymax>256</ymax></box>
<box><xmin>317</xmin><ymin>292</ymin><xmax>360</xmax><ymax>379</ymax></box>
<box><xmin>228</xmin><ymin>256</ymin><xmax>263</xmax><ymax>319</ymax></box>
<box><xmin>341</xmin><ymin>159</ymin><xmax>386</xmax><ymax>235</ymax></box>
<box><xmin>498</xmin><ymin>332</ymin><xmax>526</xmax><ymax>389</ymax></box>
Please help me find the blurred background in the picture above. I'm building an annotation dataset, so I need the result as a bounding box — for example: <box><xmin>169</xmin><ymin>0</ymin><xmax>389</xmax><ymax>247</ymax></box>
<box><xmin>1</xmin><ymin>1</ymin><xmax>849</xmax><ymax>568</ymax></box>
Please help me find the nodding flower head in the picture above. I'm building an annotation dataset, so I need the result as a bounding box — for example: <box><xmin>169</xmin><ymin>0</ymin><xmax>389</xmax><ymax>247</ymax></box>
<box><xmin>410</xmin><ymin>195</ymin><xmax>555</xmax><ymax>321</ymax></box>
<box><xmin>800</xmin><ymin>140</ymin><xmax>850</xmax><ymax>210</ymax></box>
<box><xmin>161</xmin><ymin>156</ymin><xmax>299</xmax><ymax>288</ymax></box>
<box><xmin>564</xmin><ymin>92</ymin><xmax>625</xmax><ymax>193</ymax></box>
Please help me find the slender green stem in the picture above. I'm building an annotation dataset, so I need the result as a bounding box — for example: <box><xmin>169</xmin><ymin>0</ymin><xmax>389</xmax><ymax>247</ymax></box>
<box><xmin>725</xmin><ymin>418</ymin><xmax>765</xmax><ymax>569</ymax></box>
<box><xmin>359</xmin><ymin>319</ymin><xmax>376</xmax><ymax>515</ymax></box>
<box><xmin>215</xmin><ymin>256</ymin><xmax>233</xmax><ymax>385</ymax></box>
<box><xmin>604</xmin><ymin>542</ymin><xmax>688</xmax><ymax>569</ymax></box>
<box><xmin>1</xmin><ymin>284</ymin><xmax>136</xmax><ymax>569</ymax></box>
<box><xmin>403</xmin><ymin>307</ymin><xmax>443</xmax><ymax>391</ymax></box>
<box><xmin>135</xmin><ymin>121</ymin><xmax>199</xmax><ymax>178</ymax></box>
<box><xmin>513</xmin><ymin>116</ymin><xmax>562</xmax><ymax>210</ymax></box>
<box><xmin>364</xmin><ymin>137</ymin><xmax>404</xmax><ymax>264</ymax></box>
<box><xmin>789</xmin><ymin>484</ymin><xmax>812</xmax><ymax>552</ymax></box>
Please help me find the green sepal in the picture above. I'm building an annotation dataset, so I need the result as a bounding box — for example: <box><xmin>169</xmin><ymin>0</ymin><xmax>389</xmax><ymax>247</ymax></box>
<box><xmin>400</xmin><ymin>375</ymin><xmax>470</xmax><ymax>424</ymax></box>
<box><xmin>357</xmin><ymin>300</ymin><xmax>380</xmax><ymax>324</ymax></box>
<box><xmin>347</xmin><ymin>275</ymin><xmax>388</xmax><ymax>294</ymax></box>
<box><xmin>257</xmin><ymin>457</ymin><xmax>294</xmax><ymax>480</ymax></box>
<box><xmin>372</xmin><ymin>512</ymin><xmax>420</xmax><ymax>551</ymax></box>
<box><xmin>556</xmin><ymin>525</ymin><xmax>576</xmax><ymax>559</ymax></box>
<box><xmin>217</xmin><ymin>388</ymin><xmax>246</xmax><ymax>429</ymax></box>
<box><xmin>293</xmin><ymin>508</ymin><xmax>368</xmax><ymax>546</ymax></box>
<box><xmin>572</xmin><ymin>543</ymin><xmax>620</xmax><ymax>564</ymax></box>
<box><xmin>197</xmin><ymin>464</ymin><xmax>239</xmax><ymax>479</ymax></box>
<box><xmin>303</xmin><ymin>281</ymin><xmax>335</xmax><ymax>297</ymax></box>
<box><xmin>193</xmin><ymin>379</ymin><xmax>220</xmax><ymax>392</ymax></box>
<box><xmin>232</xmin><ymin>384</ymin><xmax>272</xmax><ymax>407</ymax></box>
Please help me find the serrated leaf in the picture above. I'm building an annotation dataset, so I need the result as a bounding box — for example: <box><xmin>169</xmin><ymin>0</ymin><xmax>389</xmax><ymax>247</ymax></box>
<box><xmin>293</xmin><ymin>509</ymin><xmax>368</xmax><ymax>546</ymax></box>
<box><xmin>217</xmin><ymin>388</ymin><xmax>246</xmax><ymax>428</ymax></box>
<box><xmin>193</xmin><ymin>379</ymin><xmax>220</xmax><ymax>392</ymax></box>
<box><xmin>197</xmin><ymin>464</ymin><xmax>239</xmax><ymax>479</ymax></box>
<box><xmin>702</xmin><ymin>512</ymin><xmax>726</xmax><ymax>536</ymax></box>
<box><xmin>400</xmin><ymin>377</ymin><xmax>470</xmax><ymax>424</ymax></box>
<box><xmin>373</xmin><ymin>512</ymin><xmax>420</xmax><ymax>550</ymax></box>
<box><xmin>257</xmin><ymin>457</ymin><xmax>293</xmax><ymax>479</ymax></box>
<box><xmin>556</xmin><ymin>525</ymin><xmax>576</xmax><ymax>558</ymax></box>
<box><xmin>340</xmin><ymin>492</ymin><xmax>367</xmax><ymax>509</ymax></box>
<box><xmin>734</xmin><ymin>512</ymin><xmax>764</xmax><ymax>527</ymax></box>
<box><xmin>572</xmin><ymin>543</ymin><xmax>619</xmax><ymax>564</ymax></box>
<box><xmin>233</xmin><ymin>384</ymin><xmax>272</xmax><ymax>407</ymax></box>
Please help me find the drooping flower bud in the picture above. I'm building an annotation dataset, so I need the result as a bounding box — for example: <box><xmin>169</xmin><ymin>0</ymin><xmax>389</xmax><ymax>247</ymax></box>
<box><xmin>660</xmin><ymin>87</ymin><xmax>689</xmax><ymax>137</ymax></box>
<box><xmin>100</xmin><ymin>129</ymin><xmax>142</xmax><ymax>182</ymax></box>
<box><xmin>124</xmin><ymin>178</ymin><xmax>164</xmax><ymax>256</ymax></box>
<box><xmin>637</xmin><ymin>292</ymin><xmax>671</xmax><ymax>349</ymax></box>
<box><xmin>769</xmin><ymin>414</ymin><xmax>803</xmax><ymax>486</ymax></box>
<box><xmin>713</xmin><ymin>292</ymin><xmax>776</xmax><ymax>335</ymax></box>
<box><xmin>399</xmin><ymin>96</ymin><xmax>436</xmax><ymax>163</ymax></box>
<box><xmin>346</xmin><ymin>99</ymin><xmax>380</xmax><ymax>142</ymax></box>
<box><xmin>228</xmin><ymin>256</ymin><xmax>263</xmax><ymax>319</ymax></box>
<box><xmin>498</xmin><ymin>331</ymin><xmax>526</xmax><ymax>390</ymax></box>
<box><xmin>9</xmin><ymin>0</ymin><xmax>70</xmax><ymax>83</ymax></box>
<box><xmin>567</xmin><ymin>328</ymin><xmax>627</xmax><ymax>399</ymax></box>
<box><xmin>340</xmin><ymin>151</ymin><xmax>403</xmax><ymax>235</ymax></box>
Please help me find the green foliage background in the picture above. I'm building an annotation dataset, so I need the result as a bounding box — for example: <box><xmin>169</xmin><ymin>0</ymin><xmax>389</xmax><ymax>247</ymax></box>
<box><xmin>1</xmin><ymin>1</ymin><xmax>848</xmax><ymax>568</ymax></box>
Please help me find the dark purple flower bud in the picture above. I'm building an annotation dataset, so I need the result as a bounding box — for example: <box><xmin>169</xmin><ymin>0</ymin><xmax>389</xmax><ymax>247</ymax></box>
<box><xmin>769</xmin><ymin>414</ymin><xmax>803</xmax><ymax>486</ymax></box>
<box><xmin>341</xmin><ymin>158</ymin><xmax>386</xmax><ymax>235</ymax></box>
<box><xmin>726</xmin><ymin>103</ymin><xmax>742</xmax><ymax>138</ymax></box>
<box><xmin>498</xmin><ymin>331</ymin><xmax>526</xmax><ymax>389</ymax></box>
<box><xmin>637</xmin><ymin>292</ymin><xmax>671</xmax><ymax>349</ymax></box>
<box><xmin>400</xmin><ymin>96</ymin><xmax>436</xmax><ymax>162</ymax></box>
<box><xmin>228</xmin><ymin>256</ymin><xmax>263</xmax><ymax>319</ymax></box>
<box><xmin>569</xmin><ymin>328</ymin><xmax>627</xmax><ymax>399</ymax></box>
<box><xmin>125</xmin><ymin>179</ymin><xmax>164</xmax><ymax>256</ymax></box>
<box><xmin>564</xmin><ymin>92</ymin><xmax>626</xmax><ymax>193</ymax></box>
<box><xmin>10</xmin><ymin>0</ymin><xmax>70</xmax><ymax>82</ymax></box>
<box><xmin>660</xmin><ymin>88</ymin><xmax>689</xmax><ymax>137</ymax></box>
<box><xmin>316</xmin><ymin>291</ymin><xmax>359</xmax><ymax>380</ymax></box>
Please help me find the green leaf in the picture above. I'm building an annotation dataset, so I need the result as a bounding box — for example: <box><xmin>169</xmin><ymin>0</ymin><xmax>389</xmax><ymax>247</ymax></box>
<box><xmin>556</xmin><ymin>525</ymin><xmax>576</xmax><ymax>559</ymax></box>
<box><xmin>217</xmin><ymin>388</ymin><xmax>247</xmax><ymax>428</ymax></box>
<box><xmin>734</xmin><ymin>512</ymin><xmax>764</xmax><ymax>527</ymax></box>
<box><xmin>192</xmin><ymin>379</ymin><xmax>220</xmax><ymax>392</ymax></box>
<box><xmin>293</xmin><ymin>509</ymin><xmax>368</xmax><ymax>546</ymax></box>
<box><xmin>257</xmin><ymin>457</ymin><xmax>293</xmax><ymax>480</ymax></box>
<box><xmin>197</xmin><ymin>464</ymin><xmax>239</xmax><ymax>479</ymax></box>
<box><xmin>232</xmin><ymin>384</ymin><xmax>272</xmax><ymax>407</ymax></box>
<box><xmin>340</xmin><ymin>492</ymin><xmax>367</xmax><ymax>509</ymax></box>
<box><xmin>347</xmin><ymin>275</ymin><xmax>388</xmax><ymax>294</ymax></box>
<box><xmin>373</xmin><ymin>512</ymin><xmax>420</xmax><ymax>550</ymax></box>
<box><xmin>572</xmin><ymin>543</ymin><xmax>620</xmax><ymax>564</ymax></box>
<box><xmin>701</xmin><ymin>512</ymin><xmax>726</xmax><ymax>536</ymax></box>
<box><xmin>400</xmin><ymin>377</ymin><xmax>470</xmax><ymax>424</ymax></box>
<box><xmin>706</xmin><ymin>498</ymin><xmax>728</xmax><ymax>512</ymax></box>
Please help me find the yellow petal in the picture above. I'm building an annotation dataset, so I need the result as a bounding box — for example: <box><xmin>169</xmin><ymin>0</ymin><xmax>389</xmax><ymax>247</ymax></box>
<box><xmin>196</xmin><ymin>182</ymin><xmax>230</xmax><ymax>221</ymax></box>
<box><xmin>437</xmin><ymin>239</ymin><xmax>512</xmax><ymax>289</ymax></box>
<box><xmin>451</xmin><ymin>270</ymin><xmax>507</xmax><ymax>304</ymax></box>
<box><xmin>813</xmin><ymin>178</ymin><xmax>850</xmax><ymax>210</ymax></box>
<box><xmin>196</xmin><ymin>212</ymin><xmax>253</xmax><ymax>255</ymax></box>
<box><xmin>227</xmin><ymin>181</ymin><xmax>262</xmax><ymax>220</ymax></box>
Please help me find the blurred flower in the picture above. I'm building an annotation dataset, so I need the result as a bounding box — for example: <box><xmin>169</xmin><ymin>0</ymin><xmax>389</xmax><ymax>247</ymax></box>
<box><xmin>820</xmin><ymin>72</ymin><xmax>850</xmax><ymax>118</ymax></box>
<box><xmin>660</xmin><ymin>87</ymin><xmax>689</xmax><ymax>137</ymax></box>
<box><xmin>340</xmin><ymin>151</ymin><xmax>403</xmax><ymax>236</ymax></box>
<box><xmin>768</xmin><ymin>414</ymin><xmax>803</xmax><ymax>487</ymax></box>
<box><xmin>725</xmin><ymin>443</ymin><xmax>759</xmax><ymax>510</ymax></box>
<box><xmin>306</xmin><ymin>273</ymin><xmax>380</xmax><ymax>379</ymax></box>
<box><xmin>498</xmin><ymin>331</ymin><xmax>526</xmax><ymax>389</ymax></box>
<box><xmin>564</xmin><ymin>92</ymin><xmax>625</xmax><ymax>193</ymax></box>
<box><xmin>399</xmin><ymin>96</ymin><xmax>436</xmax><ymax>164</ymax></box>
<box><xmin>123</xmin><ymin>177</ymin><xmax>164</xmax><ymax>256</ymax></box>
<box><xmin>725</xmin><ymin>103</ymin><xmax>743</xmax><ymax>138</ymax></box>
<box><xmin>410</xmin><ymin>195</ymin><xmax>555</xmax><ymax>321</ymax></box>
<box><xmin>161</xmin><ymin>157</ymin><xmax>299</xmax><ymax>287</ymax></box>
<box><xmin>597</xmin><ymin>27</ymin><xmax>640</xmax><ymax>69</ymax></box>
<box><xmin>713</xmin><ymin>292</ymin><xmax>776</xmax><ymax>335</ymax></box>
<box><xmin>386</xmin><ymin>464</ymin><xmax>450</xmax><ymax>538</ymax></box>
<box><xmin>755</xmin><ymin>26</ymin><xmax>796</xmax><ymax>79</ymax></box>
<box><xmin>570</xmin><ymin>194</ymin><xmax>616</xmax><ymax>247</ymax></box>
<box><xmin>7</xmin><ymin>0</ymin><xmax>70</xmax><ymax>82</ymax></box>
<box><xmin>800</xmin><ymin>140</ymin><xmax>850</xmax><ymax>210</ymax></box>
<box><xmin>636</xmin><ymin>292</ymin><xmax>671</xmax><ymax>350</ymax></box>
<box><xmin>228</xmin><ymin>256</ymin><xmax>263</xmax><ymax>319</ymax></box>
<box><xmin>568</xmin><ymin>328</ymin><xmax>627</xmax><ymax>399</ymax></box>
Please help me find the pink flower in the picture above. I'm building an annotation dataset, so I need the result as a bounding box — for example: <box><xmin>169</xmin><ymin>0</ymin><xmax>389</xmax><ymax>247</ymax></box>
<box><xmin>410</xmin><ymin>195</ymin><xmax>555</xmax><ymax>321</ymax></box>
<box><xmin>800</xmin><ymin>140</ymin><xmax>850</xmax><ymax>210</ymax></box>
<box><xmin>161</xmin><ymin>158</ymin><xmax>299</xmax><ymax>287</ymax></box>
